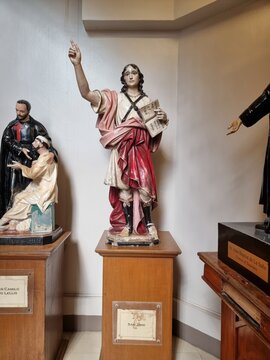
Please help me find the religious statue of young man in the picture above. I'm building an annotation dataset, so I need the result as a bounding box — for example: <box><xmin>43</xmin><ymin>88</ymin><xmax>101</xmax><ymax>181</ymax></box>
<box><xmin>68</xmin><ymin>41</ymin><xmax>168</xmax><ymax>242</ymax></box>
<box><xmin>227</xmin><ymin>83</ymin><xmax>270</xmax><ymax>233</ymax></box>
<box><xmin>0</xmin><ymin>100</ymin><xmax>56</xmax><ymax>217</ymax></box>
<box><xmin>0</xmin><ymin>136</ymin><xmax>58</xmax><ymax>232</ymax></box>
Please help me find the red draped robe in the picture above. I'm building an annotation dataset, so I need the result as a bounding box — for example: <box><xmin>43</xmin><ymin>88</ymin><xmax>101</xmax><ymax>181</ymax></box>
<box><xmin>96</xmin><ymin>90</ymin><xmax>162</xmax><ymax>234</ymax></box>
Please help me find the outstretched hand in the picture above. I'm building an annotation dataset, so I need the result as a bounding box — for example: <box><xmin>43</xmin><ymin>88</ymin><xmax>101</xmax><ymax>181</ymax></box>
<box><xmin>227</xmin><ymin>118</ymin><xmax>242</xmax><ymax>135</ymax></box>
<box><xmin>68</xmin><ymin>40</ymin><xmax>81</xmax><ymax>66</ymax></box>
<box><xmin>7</xmin><ymin>161</ymin><xmax>21</xmax><ymax>170</ymax></box>
<box><xmin>22</xmin><ymin>148</ymin><xmax>32</xmax><ymax>160</ymax></box>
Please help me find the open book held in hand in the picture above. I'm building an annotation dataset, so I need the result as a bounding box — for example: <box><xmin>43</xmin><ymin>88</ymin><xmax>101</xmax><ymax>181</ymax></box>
<box><xmin>139</xmin><ymin>99</ymin><xmax>168</xmax><ymax>137</ymax></box>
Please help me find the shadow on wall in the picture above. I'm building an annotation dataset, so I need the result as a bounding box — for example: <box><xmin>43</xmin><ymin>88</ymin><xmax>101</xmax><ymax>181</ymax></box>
<box><xmin>173</xmin><ymin>250</ymin><xmax>182</xmax><ymax>306</ymax></box>
<box><xmin>56</xmin><ymin>160</ymin><xmax>72</xmax><ymax>231</ymax></box>
<box><xmin>152</xmin><ymin>146</ymin><xmax>170</xmax><ymax>229</ymax></box>
<box><xmin>55</xmin><ymin>159</ymin><xmax>81</xmax><ymax>312</ymax></box>
<box><xmin>152</xmin><ymin>137</ymin><xmax>182</xmax><ymax>300</ymax></box>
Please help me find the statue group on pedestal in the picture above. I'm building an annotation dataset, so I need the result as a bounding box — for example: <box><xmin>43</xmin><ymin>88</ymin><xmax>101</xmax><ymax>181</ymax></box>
<box><xmin>0</xmin><ymin>100</ymin><xmax>58</xmax><ymax>233</ymax></box>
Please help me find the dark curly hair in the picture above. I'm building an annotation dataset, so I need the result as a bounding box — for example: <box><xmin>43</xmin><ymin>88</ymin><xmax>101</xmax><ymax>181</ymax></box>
<box><xmin>120</xmin><ymin>64</ymin><xmax>146</xmax><ymax>96</ymax></box>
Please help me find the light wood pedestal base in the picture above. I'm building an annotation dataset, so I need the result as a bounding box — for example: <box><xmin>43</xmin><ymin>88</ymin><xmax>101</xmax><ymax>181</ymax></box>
<box><xmin>96</xmin><ymin>231</ymin><xmax>181</xmax><ymax>360</ymax></box>
<box><xmin>0</xmin><ymin>231</ymin><xmax>70</xmax><ymax>360</ymax></box>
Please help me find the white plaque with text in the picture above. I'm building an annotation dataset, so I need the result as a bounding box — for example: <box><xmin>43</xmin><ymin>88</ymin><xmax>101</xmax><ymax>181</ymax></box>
<box><xmin>117</xmin><ymin>309</ymin><xmax>156</xmax><ymax>341</ymax></box>
<box><xmin>0</xmin><ymin>276</ymin><xmax>28</xmax><ymax>308</ymax></box>
<box><xmin>112</xmin><ymin>301</ymin><xmax>162</xmax><ymax>345</ymax></box>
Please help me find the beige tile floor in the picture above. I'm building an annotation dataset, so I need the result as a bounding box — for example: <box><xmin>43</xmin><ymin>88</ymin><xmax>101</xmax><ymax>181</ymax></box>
<box><xmin>62</xmin><ymin>331</ymin><xmax>219</xmax><ymax>360</ymax></box>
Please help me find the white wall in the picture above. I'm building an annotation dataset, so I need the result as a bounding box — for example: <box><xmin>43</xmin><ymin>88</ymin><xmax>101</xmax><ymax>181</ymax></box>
<box><xmin>0</xmin><ymin>0</ymin><xmax>269</xmax><ymax>342</ymax></box>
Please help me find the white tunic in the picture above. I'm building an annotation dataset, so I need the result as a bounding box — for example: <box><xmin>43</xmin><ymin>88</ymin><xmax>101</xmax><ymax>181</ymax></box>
<box><xmin>2</xmin><ymin>152</ymin><xmax>58</xmax><ymax>224</ymax></box>
<box><xmin>92</xmin><ymin>91</ymin><xmax>151</xmax><ymax>189</ymax></box>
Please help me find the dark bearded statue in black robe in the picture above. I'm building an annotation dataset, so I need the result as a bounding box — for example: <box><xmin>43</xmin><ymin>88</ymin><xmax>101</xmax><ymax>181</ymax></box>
<box><xmin>0</xmin><ymin>100</ymin><xmax>55</xmax><ymax>217</ymax></box>
<box><xmin>227</xmin><ymin>84</ymin><xmax>270</xmax><ymax>232</ymax></box>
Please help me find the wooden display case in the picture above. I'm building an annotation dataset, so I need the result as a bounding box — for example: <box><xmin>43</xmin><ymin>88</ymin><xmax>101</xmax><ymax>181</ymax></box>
<box><xmin>198</xmin><ymin>252</ymin><xmax>270</xmax><ymax>360</ymax></box>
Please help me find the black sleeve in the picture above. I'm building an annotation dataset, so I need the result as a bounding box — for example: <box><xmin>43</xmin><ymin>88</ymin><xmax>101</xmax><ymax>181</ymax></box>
<box><xmin>2</xmin><ymin>125</ymin><xmax>23</xmax><ymax>155</ymax></box>
<box><xmin>240</xmin><ymin>84</ymin><xmax>270</xmax><ymax>127</ymax></box>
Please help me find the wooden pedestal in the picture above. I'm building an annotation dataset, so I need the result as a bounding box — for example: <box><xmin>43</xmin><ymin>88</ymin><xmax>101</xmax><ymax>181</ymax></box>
<box><xmin>0</xmin><ymin>231</ymin><xmax>70</xmax><ymax>360</ymax></box>
<box><xmin>95</xmin><ymin>231</ymin><xmax>181</xmax><ymax>360</ymax></box>
<box><xmin>198</xmin><ymin>252</ymin><xmax>270</xmax><ymax>360</ymax></box>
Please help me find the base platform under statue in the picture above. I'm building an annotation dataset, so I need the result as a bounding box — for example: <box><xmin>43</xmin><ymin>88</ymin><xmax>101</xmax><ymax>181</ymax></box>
<box><xmin>218</xmin><ymin>222</ymin><xmax>270</xmax><ymax>295</ymax></box>
<box><xmin>0</xmin><ymin>225</ymin><xmax>63</xmax><ymax>245</ymax></box>
<box><xmin>107</xmin><ymin>230</ymin><xmax>159</xmax><ymax>246</ymax></box>
<box><xmin>96</xmin><ymin>230</ymin><xmax>181</xmax><ymax>360</ymax></box>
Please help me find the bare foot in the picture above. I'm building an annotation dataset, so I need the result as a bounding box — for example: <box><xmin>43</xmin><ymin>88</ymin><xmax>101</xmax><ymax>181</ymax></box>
<box><xmin>8</xmin><ymin>221</ymin><xmax>18</xmax><ymax>231</ymax></box>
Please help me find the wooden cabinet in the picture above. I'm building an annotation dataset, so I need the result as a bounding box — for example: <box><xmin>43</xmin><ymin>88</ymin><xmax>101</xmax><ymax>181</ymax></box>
<box><xmin>96</xmin><ymin>231</ymin><xmax>181</xmax><ymax>360</ymax></box>
<box><xmin>0</xmin><ymin>232</ymin><xmax>70</xmax><ymax>360</ymax></box>
<box><xmin>198</xmin><ymin>252</ymin><xmax>270</xmax><ymax>360</ymax></box>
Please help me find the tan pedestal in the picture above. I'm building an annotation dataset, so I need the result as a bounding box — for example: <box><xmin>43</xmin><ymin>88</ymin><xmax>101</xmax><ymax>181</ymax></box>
<box><xmin>0</xmin><ymin>231</ymin><xmax>70</xmax><ymax>360</ymax></box>
<box><xmin>96</xmin><ymin>231</ymin><xmax>181</xmax><ymax>360</ymax></box>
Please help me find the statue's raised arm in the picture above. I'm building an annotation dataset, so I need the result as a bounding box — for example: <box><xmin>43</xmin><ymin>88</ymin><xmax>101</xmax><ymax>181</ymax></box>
<box><xmin>68</xmin><ymin>41</ymin><xmax>100</xmax><ymax>107</ymax></box>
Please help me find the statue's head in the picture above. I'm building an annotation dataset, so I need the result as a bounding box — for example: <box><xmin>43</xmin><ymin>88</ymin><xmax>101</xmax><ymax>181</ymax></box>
<box><xmin>120</xmin><ymin>64</ymin><xmax>144</xmax><ymax>94</ymax></box>
<box><xmin>17</xmin><ymin>99</ymin><xmax>31</xmax><ymax>113</ymax></box>
<box><xmin>35</xmin><ymin>135</ymin><xmax>50</xmax><ymax>149</ymax></box>
<box><xmin>16</xmin><ymin>99</ymin><xmax>31</xmax><ymax>121</ymax></box>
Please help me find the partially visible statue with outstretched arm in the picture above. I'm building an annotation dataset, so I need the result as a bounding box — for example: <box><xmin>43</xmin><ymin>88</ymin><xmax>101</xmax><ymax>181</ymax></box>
<box><xmin>0</xmin><ymin>100</ymin><xmax>57</xmax><ymax>217</ymax></box>
<box><xmin>68</xmin><ymin>41</ymin><xmax>168</xmax><ymax>243</ymax></box>
<box><xmin>227</xmin><ymin>83</ymin><xmax>270</xmax><ymax>232</ymax></box>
